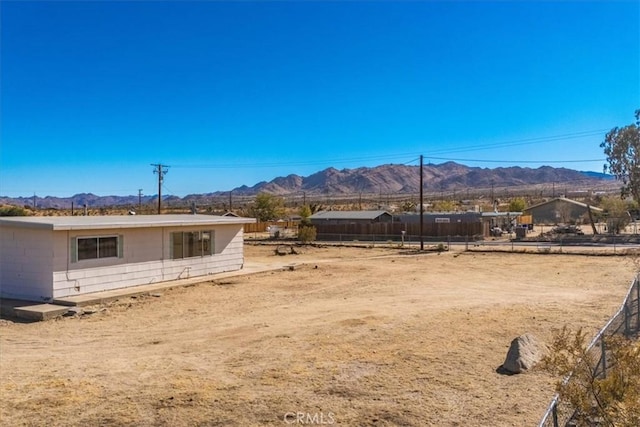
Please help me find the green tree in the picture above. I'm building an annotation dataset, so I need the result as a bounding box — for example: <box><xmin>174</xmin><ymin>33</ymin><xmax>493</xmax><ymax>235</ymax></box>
<box><xmin>299</xmin><ymin>204</ymin><xmax>312</xmax><ymax>226</ymax></box>
<box><xmin>600</xmin><ymin>196</ymin><xmax>631</xmax><ymax>234</ymax></box>
<box><xmin>508</xmin><ymin>197</ymin><xmax>526</xmax><ymax>212</ymax></box>
<box><xmin>250</xmin><ymin>193</ymin><xmax>285</xmax><ymax>222</ymax></box>
<box><xmin>600</xmin><ymin>110</ymin><xmax>640</xmax><ymax>201</ymax></box>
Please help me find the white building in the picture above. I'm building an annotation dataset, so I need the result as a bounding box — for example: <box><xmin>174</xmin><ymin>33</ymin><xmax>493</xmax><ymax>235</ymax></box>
<box><xmin>0</xmin><ymin>214</ymin><xmax>255</xmax><ymax>302</ymax></box>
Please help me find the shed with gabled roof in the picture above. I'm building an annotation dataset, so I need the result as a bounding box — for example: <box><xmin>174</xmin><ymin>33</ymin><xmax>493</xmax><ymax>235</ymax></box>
<box><xmin>524</xmin><ymin>197</ymin><xmax>603</xmax><ymax>224</ymax></box>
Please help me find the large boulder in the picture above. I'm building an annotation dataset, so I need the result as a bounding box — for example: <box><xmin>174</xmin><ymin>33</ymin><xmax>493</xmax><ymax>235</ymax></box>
<box><xmin>502</xmin><ymin>333</ymin><xmax>546</xmax><ymax>374</ymax></box>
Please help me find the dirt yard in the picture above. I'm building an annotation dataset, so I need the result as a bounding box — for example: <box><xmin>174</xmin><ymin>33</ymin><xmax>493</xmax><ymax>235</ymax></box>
<box><xmin>0</xmin><ymin>244</ymin><xmax>636</xmax><ymax>426</ymax></box>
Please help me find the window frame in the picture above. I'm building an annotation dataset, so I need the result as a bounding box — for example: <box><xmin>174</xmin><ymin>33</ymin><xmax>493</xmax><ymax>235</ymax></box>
<box><xmin>75</xmin><ymin>235</ymin><xmax>121</xmax><ymax>262</ymax></box>
<box><xmin>170</xmin><ymin>230</ymin><xmax>215</xmax><ymax>260</ymax></box>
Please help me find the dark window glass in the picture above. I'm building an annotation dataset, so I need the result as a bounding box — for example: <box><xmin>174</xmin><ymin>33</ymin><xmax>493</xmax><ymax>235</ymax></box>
<box><xmin>172</xmin><ymin>232</ymin><xmax>184</xmax><ymax>259</ymax></box>
<box><xmin>77</xmin><ymin>238</ymin><xmax>98</xmax><ymax>260</ymax></box>
<box><xmin>77</xmin><ymin>236</ymin><xmax>118</xmax><ymax>260</ymax></box>
<box><xmin>184</xmin><ymin>232</ymin><xmax>197</xmax><ymax>258</ymax></box>
<box><xmin>99</xmin><ymin>236</ymin><xmax>118</xmax><ymax>258</ymax></box>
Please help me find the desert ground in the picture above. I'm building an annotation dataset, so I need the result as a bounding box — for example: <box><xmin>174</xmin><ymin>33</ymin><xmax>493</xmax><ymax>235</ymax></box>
<box><xmin>0</xmin><ymin>244</ymin><xmax>636</xmax><ymax>426</ymax></box>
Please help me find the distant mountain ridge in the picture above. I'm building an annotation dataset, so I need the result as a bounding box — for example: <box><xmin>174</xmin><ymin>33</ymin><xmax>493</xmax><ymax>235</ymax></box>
<box><xmin>0</xmin><ymin>162</ymin><xmax>615</xmax><ymax>209</ymax></box>
<box><xmin>222</xmin><ymin>162</ymin><xmax>614</xmax><ymax>196</ymax></box>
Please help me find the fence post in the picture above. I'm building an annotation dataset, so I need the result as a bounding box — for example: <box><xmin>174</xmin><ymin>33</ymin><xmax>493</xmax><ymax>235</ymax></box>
<box><xmin>465</xmin><ymin>235</ymin><xmax>468</xmax><ymax>251</ymax></box>
<box><xmin>601</xmin><ymin>336</ymin><xmax>607</xmax><ymax>378</ymax></box>
<box><xmin>624</xmin><ymin>303</ymin><xmax>631</xmax><ymax>337</ymax></box>
<box><xmin>636</xmin><ymin>277</ymin><xmax>640</xmax><ymax>335</ymax></box>
<box><xmin>447</xmin><ymin>235</ymin><xmax>451</xmax><ymax>251</ymax></box>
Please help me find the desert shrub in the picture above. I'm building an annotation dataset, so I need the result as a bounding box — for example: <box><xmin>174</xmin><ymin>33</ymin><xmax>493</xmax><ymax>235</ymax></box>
<box><xmin>508</xmin><ymin>197</ymin><xmax>526</xmax><ymax>212</ymax></box>
<box><xmin>298</xmin><ymin>226</ymin><xmax>317</xmax><ymax>243</ymax></box>
<box><xmin>542</xmin><ymin>327</ymin><xmax>640</xmax><ymax>426</ymax></box>
<box><xmin>0</xmin><ymin>205</ymin><xmax>29</xmax><ymax>216</ymax></box>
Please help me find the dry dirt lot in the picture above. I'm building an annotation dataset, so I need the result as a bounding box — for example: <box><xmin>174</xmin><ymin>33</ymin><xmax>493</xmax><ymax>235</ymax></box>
<box><xmin>0</xmin><ymin>244</ymin><xmax>636</xmax><ymax>426</ymax></box>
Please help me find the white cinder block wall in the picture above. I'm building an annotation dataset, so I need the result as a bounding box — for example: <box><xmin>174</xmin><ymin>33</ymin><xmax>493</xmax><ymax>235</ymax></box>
<box><xmin>0</xmin><ymin>226</ymin><xmax>54</xmax><ymax>300</ymax></box>
<box><xmin>51</xmin><ymin>224</ymin><xmax>245</xmax><ymax>298</ymax></box>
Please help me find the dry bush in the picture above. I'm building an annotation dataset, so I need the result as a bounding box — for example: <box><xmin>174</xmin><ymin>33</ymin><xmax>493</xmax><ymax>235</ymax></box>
<box><xmin>298</xmin><ymin>226</ymin><xmax>317</xmax><ymax>243</ymax></box>
<box><xmin>542</xmin><ymin>327</ymin><xmax>640</xmax><ymax>426</ymax></box>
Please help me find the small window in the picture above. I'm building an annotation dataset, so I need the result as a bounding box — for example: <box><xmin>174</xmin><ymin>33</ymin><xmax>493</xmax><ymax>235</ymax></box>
<box><xmin>171</xmin><ymin>230</ymin><xmax>214</xmax><ymax>259</ymax></box>
<box><xmin>77</xmin><ymin>236</ymin><xmax>119</xmax><ymax>261</ymax></box>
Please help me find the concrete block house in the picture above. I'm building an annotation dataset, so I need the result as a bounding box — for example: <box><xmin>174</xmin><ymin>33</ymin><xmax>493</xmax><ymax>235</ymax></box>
<box><xmin>0</xmin><ymin>215</ymin><xmax>254</xmax><ymax>302</ymax></box>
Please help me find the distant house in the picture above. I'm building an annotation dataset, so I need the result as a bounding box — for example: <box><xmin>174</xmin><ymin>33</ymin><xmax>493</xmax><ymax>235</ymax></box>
<box><xmin>524</xmin><ymin>197</ymin><xmax>603</xmax><ymax>224</ymax></box>
<box><xmin>395</xmin><ymin>212</ymin><xmax>482</xmax><ymax>224</ymax></box>
<box><xmin>0</xmin><ymin>214</ymin><xmax>254</xmax><ymax>302</ymax></box>
<box><xmin>309</xmin><ymin>210</ymin><xmax>393</xmax><ymax>225</ymax></box>
<box><xmin>310</xmin><ymin>210</ymin><xmax>485</xmax><ymax>240</ymax></box>
<box><xmin>397</xmin><ymin>212</ymin><xmax>489</xmax><ymax>237</ymax></box>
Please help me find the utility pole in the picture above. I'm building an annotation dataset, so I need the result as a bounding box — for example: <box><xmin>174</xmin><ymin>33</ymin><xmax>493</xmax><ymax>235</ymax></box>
<box><xmin>138</xmin><ymin>189</ymin><xmax>143</xmax><ymax>211</ymax></box>
<box><xmin>420</xmin><ymin>155</ymin><xmax>424</xmax><ymax>251</ymax></box>
<box><xmin>151</xmin><ymin>164</ymin><xmax>169</xmax><ymax>214</ymax></box>
<box><xmin>490</xmin><ymin>179</ymin><xmax>495</xmax><ymax>204</ymax></box>
<box><xmin>229</xmin><ymin>191</ymin><xmax>232</xmax><ymax>212</ymax></box>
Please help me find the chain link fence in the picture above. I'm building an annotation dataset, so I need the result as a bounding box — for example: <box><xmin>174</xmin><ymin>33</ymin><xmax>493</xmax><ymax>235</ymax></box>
<box><xmin>538</xmin><ymin>275</ymin><xmax>640</xmax><ymax>427</ymax></box>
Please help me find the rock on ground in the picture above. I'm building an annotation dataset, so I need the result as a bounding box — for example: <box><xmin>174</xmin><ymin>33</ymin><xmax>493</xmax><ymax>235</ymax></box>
<box><xmin>502</xmin><ymin>333</ymin><xmax>546</xmax><ymax>374</ymax></box>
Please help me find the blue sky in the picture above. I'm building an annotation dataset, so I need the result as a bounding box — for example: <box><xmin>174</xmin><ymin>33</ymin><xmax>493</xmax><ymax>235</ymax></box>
<box><xmin>1</xmin><ymin>1</ymin><xmax>639</xmax><ymax>198</ymax></box>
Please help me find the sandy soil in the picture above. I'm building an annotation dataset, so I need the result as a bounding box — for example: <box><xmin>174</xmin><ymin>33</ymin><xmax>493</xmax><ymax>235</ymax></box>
<box><xmin>0</xmin><ymin>244</ymin><xmax>636</xmax><ymax>426</ymax></box>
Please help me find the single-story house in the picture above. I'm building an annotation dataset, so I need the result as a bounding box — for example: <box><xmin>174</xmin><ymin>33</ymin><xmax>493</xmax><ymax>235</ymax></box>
<box><xmin>524</xmin><ymin>197</ymin><xmax>603</xmax><ymax>224</ymax></box>
<box><xmin>309</xmin><ymin>210</ymin><xmax>393</xmax><ymax>225</ymax></box>
<box><xmin>0</xmin><ymin>214</ymin><xmax>255</xmax><ymax>302</ymax></box>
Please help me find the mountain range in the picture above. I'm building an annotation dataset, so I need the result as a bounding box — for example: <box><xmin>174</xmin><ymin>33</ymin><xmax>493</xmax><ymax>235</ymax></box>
<box><xmin>1</xmin><ymin>162</ymin><xmax>615</xmax><ymax>209</ymax></box>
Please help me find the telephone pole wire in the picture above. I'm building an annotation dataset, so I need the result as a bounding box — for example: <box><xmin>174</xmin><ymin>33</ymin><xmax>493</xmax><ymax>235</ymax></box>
<box><xmin>151</xmin><ymin>164</ymin><xmax>170</xmax><ymax>214</ymax></box>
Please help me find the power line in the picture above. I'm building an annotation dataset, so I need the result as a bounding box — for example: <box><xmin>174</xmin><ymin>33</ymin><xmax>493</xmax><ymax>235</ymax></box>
<box><xmin>426</xmin><ymin>129</ymin><xmax>608</xmax><ymax>156</ymax></box>
<box><xmin>169</xmin><ymin>128</ymin><xmax>608</xmax><ymax>170</ymax></box>
<box><xmin>422</xmin><ymin>156</ymin><xmax>605</xmax><ymax>165</ymax></box>
<box><xmin>171</xmin><ymin>152</ymin><xmax>418</xmax><ymax>169</ymax></box>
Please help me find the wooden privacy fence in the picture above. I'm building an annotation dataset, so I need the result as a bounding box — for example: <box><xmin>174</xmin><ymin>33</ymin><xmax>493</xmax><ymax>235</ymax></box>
<box><xmin>244</xmin><ymin>221</ymin><xmax>298</xmax><ymax>234</ymax></box>
<box><xmin>313</xmin><ymin>221</ymin><xmax>484</xmax><ymax>240</ymax></box>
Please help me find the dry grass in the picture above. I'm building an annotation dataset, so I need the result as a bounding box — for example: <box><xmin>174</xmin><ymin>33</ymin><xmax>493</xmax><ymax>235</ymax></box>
<box><xmin>0</xmin><ymin>245</ymin><xmax>636</xmax><ymax>426</ymax></box>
